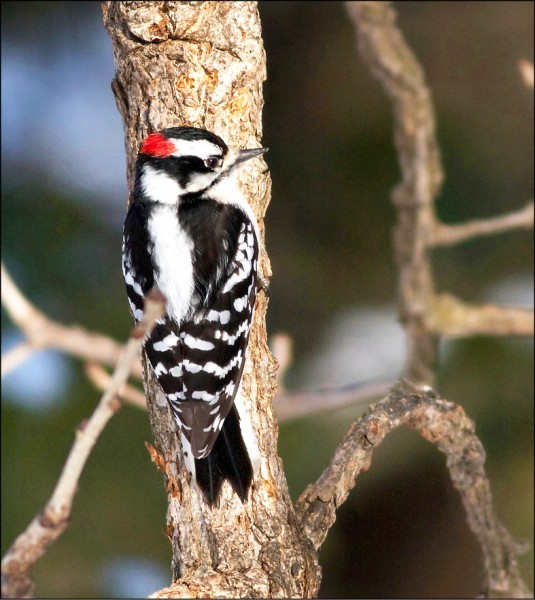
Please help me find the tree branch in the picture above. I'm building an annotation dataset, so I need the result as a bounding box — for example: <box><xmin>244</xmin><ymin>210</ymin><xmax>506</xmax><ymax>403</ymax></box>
<box><xmin>433</xmin><ymin>201</ymin><xmax>534</xmax><ymax>247</ymax></box>
<box><xmin>1</xmin><ymin>262</ymin><xmax>143</xmax><ymax>380</ymax></box>
<box><xmin>427</xmin><ymin>293</ymin><xmax>534</xmax><ymax>337</ymax></box>
<box><xmin>1</xmin><ymin>341</ymin><xmax>35</xmax><ymax>378</ymax></box>
<box><xmin>295</xmin><ymin>381</ymin><xmax>531</xmax><ymax>598</ymax></box>
<box><xmin>0</xmin><ymin>291</ymin><xmax>165</xmax><ymax>599</ymax></box>
<box><xmin>274</xmin><ymin>380</ymin><xmax>392</xmax><ymax>422</ymax></box>
<box><xmin>346</xmin><ymin>2</ymin><xmax>534</xmax><ymax>387</ymax></box>
<box><xmin>270</xmin><ymin>331</ymin><xmax>392</xmax><ymax>420</ymax></box>
<box><xmin>85</xmin><ymin>362</ymin><xmax>147</xmax><ymax>409</ymax></box>
<box><xmin>346</xmin><ymin>1</ymin><xmax>444</xmax><ymax>386</ymax></box>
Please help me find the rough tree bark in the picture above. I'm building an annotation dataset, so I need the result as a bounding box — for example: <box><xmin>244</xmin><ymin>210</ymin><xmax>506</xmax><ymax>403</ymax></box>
<box><xmin>103</xmin><ymin>2</ymin><xmax>321</xmax><ymax>597</ymax></box>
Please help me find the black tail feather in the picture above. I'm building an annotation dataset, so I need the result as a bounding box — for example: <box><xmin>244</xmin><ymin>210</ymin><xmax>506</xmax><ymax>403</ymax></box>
<box><xmin>194</xmin><ymin>406</ymin><xmax>253</xmax><ymax>506</ymax></box>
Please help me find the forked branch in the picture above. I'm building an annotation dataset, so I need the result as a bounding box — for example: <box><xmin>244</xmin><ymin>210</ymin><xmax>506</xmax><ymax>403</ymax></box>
<box><xmin>0</xmin><ymin>291</ymin><xmax>165</xmax><ymax>599</ymax></box>
<box><xmin>345</xmin><ymin>2</ymin><xmax>534</xmax><ymax>385</ymax></box>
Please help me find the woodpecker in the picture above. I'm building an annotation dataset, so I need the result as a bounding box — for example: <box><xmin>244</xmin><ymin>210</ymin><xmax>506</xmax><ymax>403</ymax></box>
<box><xmin>122</xmin><ymin>126</ymin><xmax>267</xmax><ymax>506</ymax></box>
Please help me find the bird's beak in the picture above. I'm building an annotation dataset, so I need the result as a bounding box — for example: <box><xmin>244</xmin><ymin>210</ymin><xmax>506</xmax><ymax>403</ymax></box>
<box><xmin>234</xmin><ymin>147</ymin><xmax>268</xmax><ymax>165</ymax></box>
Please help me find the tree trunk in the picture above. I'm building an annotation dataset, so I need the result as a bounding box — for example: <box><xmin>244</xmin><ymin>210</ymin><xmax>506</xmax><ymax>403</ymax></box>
<box><xmin>103</xmin><ymin>2</ymin><xmax>321</xmax><ymax>597</ymax></box>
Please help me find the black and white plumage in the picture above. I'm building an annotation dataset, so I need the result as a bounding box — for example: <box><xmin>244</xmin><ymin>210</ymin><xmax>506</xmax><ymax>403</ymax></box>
<box><xmin>122</xmin><ymin>126</ymin><xmax>267</xmax><ymax>505</ymax></box>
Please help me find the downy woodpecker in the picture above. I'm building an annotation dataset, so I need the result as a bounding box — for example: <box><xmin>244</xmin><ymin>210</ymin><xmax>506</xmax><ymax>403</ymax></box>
<box><xmin>122</xmin><ymin>126</ymin><xmax>267</xmax><ymax>506</ymax></box>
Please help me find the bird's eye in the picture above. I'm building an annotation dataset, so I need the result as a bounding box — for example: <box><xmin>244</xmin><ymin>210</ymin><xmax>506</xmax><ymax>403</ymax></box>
<box><xmin>204</xmin><ymin>157</ymin><xmax>221</xmax><ymax>169</ymax></box>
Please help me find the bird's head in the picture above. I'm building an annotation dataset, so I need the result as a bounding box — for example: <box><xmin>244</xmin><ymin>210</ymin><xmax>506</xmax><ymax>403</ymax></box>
<box><xmin>134</xmin><ymin>126</ymin><xmax>267</xmax><ymax>204</ymax></box>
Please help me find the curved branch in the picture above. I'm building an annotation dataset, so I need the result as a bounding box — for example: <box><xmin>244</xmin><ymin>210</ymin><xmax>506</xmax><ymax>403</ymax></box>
<box><xmin>0</xmin><ymin>291</ymin><xmax>165</xmax><ymax>599</ymax></box>
<box><xmin>295</xmin><ymin>381</ymin><xmax>531</xmax><ymax>598</ymax></box>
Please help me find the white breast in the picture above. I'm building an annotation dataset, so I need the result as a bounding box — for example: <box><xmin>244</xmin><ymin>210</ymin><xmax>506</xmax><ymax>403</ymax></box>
<box><xmin>148</xmin><ymin>205</ymin><xmax>195</xmax><ymax>324</ymax></box>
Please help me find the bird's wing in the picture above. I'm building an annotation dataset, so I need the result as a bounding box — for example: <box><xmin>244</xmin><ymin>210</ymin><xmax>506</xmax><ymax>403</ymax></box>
<box><xmin>122</xmin><ymin>202</ymin><xmax>155</xmax><ymax>323</ymax></box>
<box><xmin>124</xmin><ymin>204</ymin><xmax>259</xmax><ymax>460</ymax></box>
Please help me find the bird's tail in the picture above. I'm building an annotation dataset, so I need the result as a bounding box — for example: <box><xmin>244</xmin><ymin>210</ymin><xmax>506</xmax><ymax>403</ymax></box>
<box><xmin>194</xmin><ymin>405</ymin><xmax>255</xmax><ymax>506</ymax></box>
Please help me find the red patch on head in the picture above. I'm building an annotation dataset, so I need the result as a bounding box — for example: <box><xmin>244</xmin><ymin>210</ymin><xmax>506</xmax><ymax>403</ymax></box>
<box><xmin>140</xmin><ymin>133</ymin><xmax>176</xmax><ymax>157</ymax></box>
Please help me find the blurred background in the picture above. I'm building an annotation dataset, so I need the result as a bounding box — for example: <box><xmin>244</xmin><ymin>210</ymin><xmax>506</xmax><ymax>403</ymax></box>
<box><xmin>1</xmin><ymin>1</ymin><xmax>533</xmax><ymax>597</ymax></box>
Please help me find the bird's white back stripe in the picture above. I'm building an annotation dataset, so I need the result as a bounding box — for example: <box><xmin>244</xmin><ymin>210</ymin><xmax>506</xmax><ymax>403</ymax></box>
<box><xmin>212</xmin><ymin>321</ymin><xmax>249</xmax><ymax>345</ymax></box>
<box><xmin>202</xmin><ymin>352</ymin><xmax>243</xmax><ymax>378</ymax></box>
<box><xmin>128</xmin><ymin>300</ymin><xmax>144</xmax><ymax>322</ymax></box>
<box><xmin>149</xmin><ymin>204</ymin><xmax>195</xmax><ymax>325</ymax></box>
<box><xmin>222</xmin><ymin>261</ymin><xmax>252</xmax><ymax>293</ymax></box>
<box><xmin>233</xmin><ymin>296</ymin><xmax>246</xmax><ymax>312</ymax></box>
<box><xmin>124</xmin><ymin>271</ymin><xmax>144</xmax><ymax>296</ymax></box>
<box><xmin>169</xmin><ymin>365</ymin><xmax>183</xmax><ymax>377</ymax></box>
<box><xmin>184</xmin><ymin>360</ymin><xmax>202</xmax><ymax>374</ymax></box>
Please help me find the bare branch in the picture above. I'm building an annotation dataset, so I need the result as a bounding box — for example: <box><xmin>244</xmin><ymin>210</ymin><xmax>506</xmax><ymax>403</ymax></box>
<box><xmin>269</xmin><ymin>333</ymin><xmax>392</xmax><ymax>421</ymax></box>
<box><xmin>1</xmin><ymin>342</ymin><xmax>35</xmax><ymax>378</ymax></box>
<box><xmin>346</xmin><ymin>1</ymin><xmax>443</xmax><ymax>386</ymax></box>
<box><xmin>433</xmin><ymin>201</ymin><xmax>534</xmax><ymax>247</ymax></box>
<box><xmin>1</xmin><ymin>262</ymin><xmax>143</xmax><ymax>379</ymax></box>
<box><xmin>274</xmin><ymin>380</ymin><xmax>393</xmax><ymax>422</ymax></box>
<box><xmin>0</xmin><ymin>291</ymin><xmax>165</xmax><ymax>599</ymax></box>
<box><xmin>346</xmin><ymin>2</ymin><xmax>534</xmax><ymax>388</ymax></box>
<box><xmin>295</xmin><ymin>381</ymin><xmax>531</xmax><ymax>598</ymax></box>
<box><xmin>427</xmin><ymin>294</ymin><xmax>534</xmax><ymax>337</ymax></box>
<box><xmin>85</xmin><ymin>362</ymin><xmax>147</xmax><ymax>409</ymax></box>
